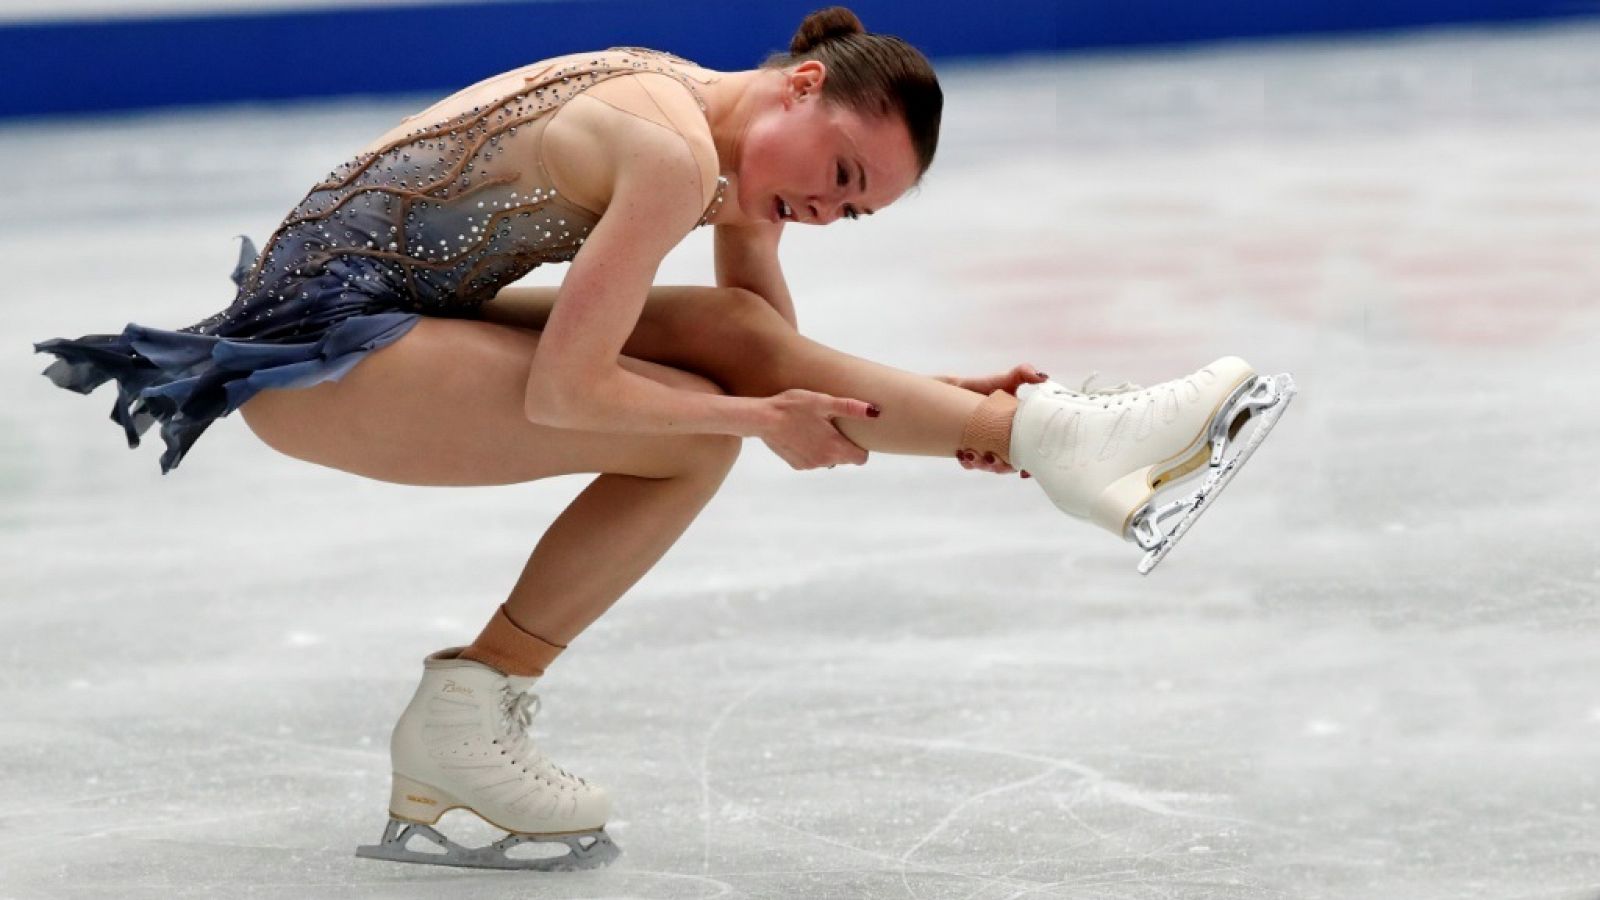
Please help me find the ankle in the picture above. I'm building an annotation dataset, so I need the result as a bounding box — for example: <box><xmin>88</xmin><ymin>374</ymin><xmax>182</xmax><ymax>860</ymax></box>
<box><xmin>959</xmin><ymin>390</ymin><xmax>1018</xmax><ymax>465</ymax></box>
<box><xmin>460</xmin><ymin>605</ymin><xmax>567</xmax><ymax>677</ymax></box>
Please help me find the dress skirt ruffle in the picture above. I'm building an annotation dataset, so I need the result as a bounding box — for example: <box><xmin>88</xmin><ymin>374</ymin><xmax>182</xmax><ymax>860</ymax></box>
<box><xmin>33</xmin><ymin>238</ymin><xmax>422</xmax><ymax>473</ymax></box>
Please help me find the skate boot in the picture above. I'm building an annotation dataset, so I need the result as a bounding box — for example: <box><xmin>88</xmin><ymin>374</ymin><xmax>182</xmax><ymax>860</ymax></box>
<box><xmin>1010</xmin><ymin>356</ymin><xmax>1295</xmax><ymax>574</ymax></box>
<box><xmin>355</xmin><ymin>648</ymin><xmax>618</xmax><ymax>870</ymax></box>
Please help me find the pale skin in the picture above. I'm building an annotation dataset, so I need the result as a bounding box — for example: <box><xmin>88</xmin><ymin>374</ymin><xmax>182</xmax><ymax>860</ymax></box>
<box><xmin>239</xmin><ymin>51</ymin><xmax>1041</xmax><ymax>648</ymax></box>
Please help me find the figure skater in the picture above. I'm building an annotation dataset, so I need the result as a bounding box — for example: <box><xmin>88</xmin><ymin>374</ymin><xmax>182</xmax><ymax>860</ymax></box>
<box><xmin>33</xmin><ymin>7</ymin><xmax>1293</xmax><ymax>870</ymax></box>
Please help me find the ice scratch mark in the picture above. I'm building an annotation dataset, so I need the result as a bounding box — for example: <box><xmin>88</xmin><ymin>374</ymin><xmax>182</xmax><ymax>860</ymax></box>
<box><xmin>625</xmin><ymin>869</ymin><xmax>738</xmax><ymax>898</ymax></box>
<box><xmin>884</xmin><ymin>736</ymin><xmax>1258</xmax><ymax>826</ymax></box>
<box><xmin>957</xmin><ymin>825</ymin><xmax>1145</xmax><ymax>900</ymax></box>
<box><xmin>701</xmin><ymin>779</ymin><xmax>1031</xmax><ymax>897</ymax></box>
<box><xmin>700</xmin><ymin>673</ymin><xmax>777</xmax><ymax>875</ymax></box>
<box><xmin>1057</xmin><ymin>800</ymin><xmax>1112</xmax><ymax>843</ymax></box>
<box><xmin>1004</xmin><ymin>861</ymin><xmax>1259</xmax><ymax>899</ymax></box>
<box><xmin>898</xmin><ymin>764</ymin><xmax>1065</xmax><ymax>900</ymax></box>
<box><xmin>883</xmin><ymin>736</ymin><xmax>1262</xmax><ymax>900</ymax></box>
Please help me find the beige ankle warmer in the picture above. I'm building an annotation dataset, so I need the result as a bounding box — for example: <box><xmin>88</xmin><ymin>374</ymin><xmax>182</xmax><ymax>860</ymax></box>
<box><xmin>460</xmin><ymin>605</ymin><xmax>567</xmax><ymax>677</ymax></box>
<box><xmin>960</xmin><ymin>389</ymin><xmax>1019</xmax><ymax>465</ymax></box>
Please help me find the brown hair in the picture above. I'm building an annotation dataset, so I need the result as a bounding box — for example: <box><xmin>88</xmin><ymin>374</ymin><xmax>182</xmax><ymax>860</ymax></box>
<box><xmin>763</xmin><ymin>7</ymin><xmax>943</xmax><ymax>178</ymax></box>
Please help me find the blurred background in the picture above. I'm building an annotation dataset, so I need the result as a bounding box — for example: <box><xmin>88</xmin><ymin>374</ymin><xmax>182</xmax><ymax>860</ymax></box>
<box><xmin>3</xmin><ymin>2</ymin><xmax>1599</xmax><ymax>899</ymax></box>
<box><xmin>4</xmin><ymin>0</ymin><xmax>1600</xmax><ymax>118</ymax></box>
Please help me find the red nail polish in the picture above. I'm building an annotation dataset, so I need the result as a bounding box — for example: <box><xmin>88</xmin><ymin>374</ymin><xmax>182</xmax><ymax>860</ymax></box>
<box><xmin>983</xmin><ymin>453</ymin><xmax>996</xmax><ymax>464</ymax></box>
<box><xmin>867</xmin><ymin>405</ymin><xmax>881</xmax><ymax>418</ymax></box>
<box><xmin>1021</xmin><ymin>471</ymin><xmax>1031</xmax><ymax>478</ymax></box>
<box><xmin>1037</xmin><ymin>372</ymin><xmax>1049</xmax><ymax>380</ymax></box>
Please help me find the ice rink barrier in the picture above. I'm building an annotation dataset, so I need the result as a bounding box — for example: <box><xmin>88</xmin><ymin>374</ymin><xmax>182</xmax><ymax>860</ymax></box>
<box><xmin>2</xmin><ymin>0</ymin><xmax>1596</xmax><ymax>119</ymax></box>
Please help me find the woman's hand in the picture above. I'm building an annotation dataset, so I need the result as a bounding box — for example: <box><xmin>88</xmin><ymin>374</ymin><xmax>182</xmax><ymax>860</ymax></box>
<box><xmin>758</xmin><ymin>389</ymin><xmax>879</xmax><ymax>470</ymax></box>
<box><xmin>939</xmin><ymin>363</ymin><xmax>1048</xmax><ymax>398</ymax></box>
<box><xmin>938</xmin><ymin>364</ymin><xmax>1049</xmax><ymax>477</ymax></box>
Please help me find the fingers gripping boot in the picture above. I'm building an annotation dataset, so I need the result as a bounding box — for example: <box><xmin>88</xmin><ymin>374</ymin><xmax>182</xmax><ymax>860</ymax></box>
<box><xmin>389</xmin><ymin>648</ymin><xmax>609</xmax><ymax>835</ymax></box>
<box><xmin>1009</xmin><ymin>357</ymin><xmax>1257</xmax><ymax>536</ymax></box>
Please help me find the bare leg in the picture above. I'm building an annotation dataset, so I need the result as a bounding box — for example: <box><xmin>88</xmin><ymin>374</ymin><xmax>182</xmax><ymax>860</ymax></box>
<box><xmin>503</xmin><ymin>466</ymin><xmax>730</xmax><ymax>643</ymax></box>
<box><xmin>239</xmin><ymin>317</ymin><xmax>738</xmax><ymax>646</ymax></box>
<box><xmin>241</xmin><ymin>286</ymin><xmax>998</xmax><ymax>658</ymax></box>
<box><xmin>482</xmin><ymin>286</ymin><xmax>989</xmax><ymax>457</ymax></box>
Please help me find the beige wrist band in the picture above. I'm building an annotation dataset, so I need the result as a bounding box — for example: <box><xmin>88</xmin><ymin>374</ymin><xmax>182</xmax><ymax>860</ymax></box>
<box><xmin>959</xmin><ymin>389</ymin><xmax>1019</xmax><ymax>466</ymax></box>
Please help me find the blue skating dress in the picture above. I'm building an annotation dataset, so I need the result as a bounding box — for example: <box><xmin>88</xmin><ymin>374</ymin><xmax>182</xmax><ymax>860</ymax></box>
<box><xmin>34</xmin><ymin>48</ymin><xmax>727</xmax><ymax>473</ymax></box>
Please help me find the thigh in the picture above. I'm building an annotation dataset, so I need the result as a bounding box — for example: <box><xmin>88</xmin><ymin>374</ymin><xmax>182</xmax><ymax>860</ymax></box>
<box><xmin>481</xmin><ymin>284</ymin><xmax>792</xmax><ymax>394</ymax></box>
<box><xmin>238</xmin><ymin>317</ymin><xmax>726</xmax><ymax>486</ymax></box>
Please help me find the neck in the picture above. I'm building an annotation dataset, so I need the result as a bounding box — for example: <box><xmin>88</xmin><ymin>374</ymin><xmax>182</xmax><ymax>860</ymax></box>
<box><xmin>700</xmin><ymin>68</ymin><xmax>776</xmax><ymax>189</ymax></box>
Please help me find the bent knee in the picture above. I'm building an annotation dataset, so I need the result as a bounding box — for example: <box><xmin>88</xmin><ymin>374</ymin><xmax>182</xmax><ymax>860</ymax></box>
<box><xmin>716</xmin><ymin>287</ymin><xmax>792</xmax><ymax>333</ymax></box>
<box><xmin>689</xmin><ymin>431</ymin><xmax>742</xmax><ymax>476</ymax></box>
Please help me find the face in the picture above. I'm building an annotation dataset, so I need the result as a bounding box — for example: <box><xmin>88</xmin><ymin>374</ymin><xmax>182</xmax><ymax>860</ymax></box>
<box><xmin>736</xmin><ymin>61</ymin><xmax>922</xmax><ymax>226</ymax></box>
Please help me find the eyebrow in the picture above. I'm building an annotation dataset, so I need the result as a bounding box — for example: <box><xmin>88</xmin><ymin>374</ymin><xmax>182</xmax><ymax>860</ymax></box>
<box><xmin>856</xmin><ymin>160</ymin><xmax>874</xmax><ymax>216</ymax></box>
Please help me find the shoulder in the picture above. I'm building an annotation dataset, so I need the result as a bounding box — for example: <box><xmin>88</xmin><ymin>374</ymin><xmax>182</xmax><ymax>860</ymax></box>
<box><xmin>543</xmin><ymin>70</ymin><xmax>719</xmax><ymax>210</ymax></box>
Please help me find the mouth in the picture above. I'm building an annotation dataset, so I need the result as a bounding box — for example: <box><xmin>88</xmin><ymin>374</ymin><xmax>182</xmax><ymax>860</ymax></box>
<box><xmin>772</xmin><ymin>195</ymin><xmax>795</xmax><ymax>223</ymax></box>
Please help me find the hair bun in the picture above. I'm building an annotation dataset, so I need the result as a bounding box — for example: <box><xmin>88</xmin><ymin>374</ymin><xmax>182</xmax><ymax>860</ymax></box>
<box><xmin>790</xmin><ymin>6</ymin><xmax>866</xmax><ymax>55</ymax></box>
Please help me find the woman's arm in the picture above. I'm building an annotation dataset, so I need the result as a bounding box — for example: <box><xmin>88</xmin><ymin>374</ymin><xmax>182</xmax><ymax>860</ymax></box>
<box><xmin>524</xmin><ymin>117</ymin><xmax>772</xmax><ymax>438</ymax></box>
<box><xmin>484</xmin><ymin>210</ymin><xmax>797</xmax><ymax>337</ymax></box>
<box><xmin>714</xmin><ymin>221</ymin><xmax>799</xmax><ymax>329</ymax></box>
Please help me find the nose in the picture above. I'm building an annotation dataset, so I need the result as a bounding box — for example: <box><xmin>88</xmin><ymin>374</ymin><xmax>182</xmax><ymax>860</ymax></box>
<box><xmin>805</xmin><ymin>199</ymin><xmax>844</xmax><ymax>225</ymax></box>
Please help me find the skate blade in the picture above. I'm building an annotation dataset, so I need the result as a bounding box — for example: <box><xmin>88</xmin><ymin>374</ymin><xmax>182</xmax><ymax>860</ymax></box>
<box><xmin>355</xmin><ymin>816</ymin><xmax>620</xmax><ymax>871</ymax></box>
<box><xmin>1132</xmin><ymin>373</ymin><xmax>1296</xmax><ymax>575</ymax></box>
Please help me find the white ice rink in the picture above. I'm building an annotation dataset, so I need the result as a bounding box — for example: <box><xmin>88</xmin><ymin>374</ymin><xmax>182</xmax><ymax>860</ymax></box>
<box><xmin>4</xmin><ymin>22</ymin><xmax>1599</xmax><ymax>900</ymax></box>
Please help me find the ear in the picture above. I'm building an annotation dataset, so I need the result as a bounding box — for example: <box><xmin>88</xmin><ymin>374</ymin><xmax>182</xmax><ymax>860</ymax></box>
<box><xmin>783</xmin><ymin>60</ymin><xmax>828</xmax><ymax>106</ymax></box>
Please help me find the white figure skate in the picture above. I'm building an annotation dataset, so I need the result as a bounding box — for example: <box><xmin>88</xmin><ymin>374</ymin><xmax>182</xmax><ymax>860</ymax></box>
<box><xmin>1010</xmin><ymin>356</ymin><xmax>1295</xmax><ymax>574</ymax></box>
<box><xmin>355</xmin><ymin>648</ymin><xmax>618</xmax><ymax>870</ymax></box>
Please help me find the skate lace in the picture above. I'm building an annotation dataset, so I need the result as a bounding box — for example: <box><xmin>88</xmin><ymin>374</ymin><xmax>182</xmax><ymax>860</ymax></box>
<box><xmin>1046</xmin><ymin>372</ymin><xmax>1143</xmax><ymax>399</ymax></box>
<box><xmin>1079</xmin><ymin>373</ymin><xmax>1142</xmax><ymax>396</ymax></box>
<box><xmin>1042</xmin><ymin>366</ymin><xmax>1217</xmax><ymax>413</ymax></box>
<box><xmin>498</xmin><ymin>687</ymin><xmax>588</xmax><ymax>787</ymax></box>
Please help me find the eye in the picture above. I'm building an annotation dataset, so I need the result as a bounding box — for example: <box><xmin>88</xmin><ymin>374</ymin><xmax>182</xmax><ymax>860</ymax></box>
<box><xmin>844</xmin><ymin>206</ymin><xmax>859</xmax><ymax>220</ymax></box>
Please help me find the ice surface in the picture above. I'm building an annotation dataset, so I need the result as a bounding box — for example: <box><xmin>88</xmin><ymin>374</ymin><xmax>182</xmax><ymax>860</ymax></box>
<box><xmin>3</xmin><ymin>22</ymin><xmax>1600</xmax><ymax>900</ymax></box>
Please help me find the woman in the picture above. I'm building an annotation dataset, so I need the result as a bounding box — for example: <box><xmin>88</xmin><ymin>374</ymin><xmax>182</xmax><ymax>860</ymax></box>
<box><xmin>33</xmin><ymin>7</ymin><xmax>1291</xmax><ymax>870</ymax></box>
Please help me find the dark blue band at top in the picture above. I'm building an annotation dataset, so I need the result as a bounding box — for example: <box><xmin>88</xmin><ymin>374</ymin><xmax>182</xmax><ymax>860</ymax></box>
<box><xmin>2</xmin><ymin>0</ymin><xmax>1595</xmax><ymax>120</ymax></box>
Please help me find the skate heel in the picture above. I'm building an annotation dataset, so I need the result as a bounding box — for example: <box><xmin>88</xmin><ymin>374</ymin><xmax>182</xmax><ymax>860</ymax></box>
<box><xmin>388</xmin><ymin>773</ymin><xmax>454</xmax><ymax>824</ymax></box>
<box><xmin>1091</xmin><ymin>467</ymin><xmax>1158</xmax><ymax>536</ymax></box>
